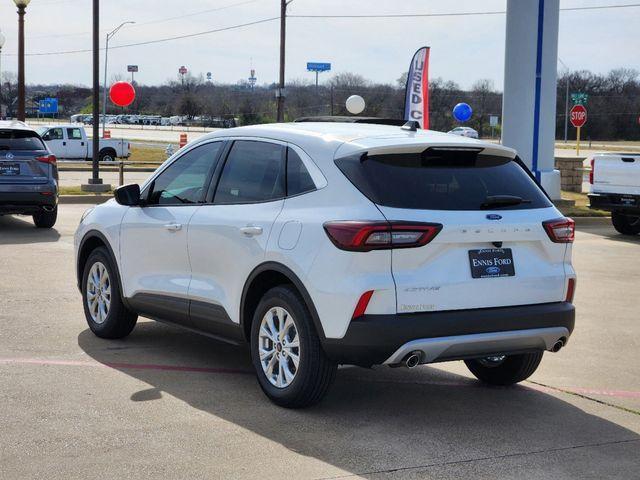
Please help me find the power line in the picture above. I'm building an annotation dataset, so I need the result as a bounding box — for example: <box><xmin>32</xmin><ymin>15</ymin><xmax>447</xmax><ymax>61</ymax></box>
<box><xmin>289</xmin><ymin>3</ymin><xmax>640</xmax><ymax>18</ymax></box>
<box><xmin>26</xmin><ymin>0</ymin><xmax>263</xmax><ymax>40</ymax></box>
<box><xmin>6</xmin><ymin>2</ymin><xmax>640</xmax><ymax>57</ymax></box>
<box><xmin>7</xmin><ymin>17</ymin><xmax>279</xmax><ymax>56</ymax></box>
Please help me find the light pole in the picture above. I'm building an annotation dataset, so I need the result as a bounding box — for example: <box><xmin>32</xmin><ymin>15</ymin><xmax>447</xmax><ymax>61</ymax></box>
<box><xmin>102</xmin><ymin>21</ymin><xmax>135</xmax><ymax>136</ymax></box>
<box><xmin>14</xmin><ymin>0</ymin><xmax>31</xmax><ymax>122</ymax></box>
<box><xmin>558</xmin><ymin>58</ymin><xmax>570</xmax><ymax>143</ymax></box>
<box><xmin>0</xmin><ymin>29</ymin><xmax>5</xmax><ymax>118</ymax></box>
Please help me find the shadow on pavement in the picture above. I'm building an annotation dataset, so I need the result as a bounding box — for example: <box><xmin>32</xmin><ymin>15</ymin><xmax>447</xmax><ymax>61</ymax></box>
<box><xmin>0</xmin><ymin>214</ymin><xmax>61</xmax><ymax>244</ymax></box>
<box><xmin>78</xmin><ymin>322</ymin><xmax>639</xmax><ymax>477</ymax></box>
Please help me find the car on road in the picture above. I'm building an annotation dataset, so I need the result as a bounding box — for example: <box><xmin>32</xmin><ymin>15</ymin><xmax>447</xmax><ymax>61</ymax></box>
<box><xmin>75</xmin><ymin>122</ymin><xmax>576</xmax><ymax>407</ymax></box>
<box><xmin>447</xmin><ymin>126</ymin><xmax>479</xmax><ymax>139</ymax></box>
<box><xmin>588</xmin><ymin>152</ymin><xmax>640</xmax><ymax>235</ymax></box>
<box><xmin>37</xmin><ymin>124</ymin><xmax>130</xmax><ymax>162</ymax></box>
<box><xmin>0</xmin><ymin>120</ymin><xmax>58</xmax><ymax>228</ymax></box>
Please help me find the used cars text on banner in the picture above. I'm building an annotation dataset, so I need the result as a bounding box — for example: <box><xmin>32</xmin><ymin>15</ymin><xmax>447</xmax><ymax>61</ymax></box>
<box><xmin>404</xmin><ymin>47</ymin><xmax>431</xmax><ymax>130</ymax></box>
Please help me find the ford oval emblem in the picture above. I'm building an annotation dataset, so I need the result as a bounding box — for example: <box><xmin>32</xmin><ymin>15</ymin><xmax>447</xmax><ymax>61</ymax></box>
<box><xmin>5</xmin><ymin>153</ymin><xmax>14</xmax><ymax>159</ymax></box>
<box><xmin>486</xmin><ymin>214</ymin><xmax>502</xmax><ymax>220</ymax></box>
<box><xmin>486</xmin><ymin>266</ymin><xmax>501</xmax><ymax>275</ymax></box>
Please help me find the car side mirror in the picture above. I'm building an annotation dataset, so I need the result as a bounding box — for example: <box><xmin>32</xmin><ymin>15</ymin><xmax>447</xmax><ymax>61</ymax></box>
<box><xmin>114</xmin><ymin>183</ymin><xmax>142</xmax><ymax>206</ymax></box>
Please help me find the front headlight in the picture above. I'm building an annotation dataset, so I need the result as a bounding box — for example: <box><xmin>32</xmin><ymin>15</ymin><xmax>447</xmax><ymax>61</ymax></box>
<box><xmin>79</xmin><ymin>207</ymin><xmax>95</xmax><ymax>225</ymax></box>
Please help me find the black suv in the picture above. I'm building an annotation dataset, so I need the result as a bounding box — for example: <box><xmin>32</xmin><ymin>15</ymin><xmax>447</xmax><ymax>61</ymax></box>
<box><xmin>0</xmin><ymin>121</ymin><xmax>58</xmax><ymax>228</ymax></box>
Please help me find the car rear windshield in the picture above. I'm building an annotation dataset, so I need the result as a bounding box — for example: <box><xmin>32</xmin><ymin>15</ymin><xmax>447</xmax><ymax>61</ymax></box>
<box><xmin>0</xmin><ymin>129</ymin><xmax>46</xmax><ymax>151</ymax></box>
<box><xmin>335</xmin><ymin>148</ymin><xmax>552</xmax><ymax>210</ymax></box>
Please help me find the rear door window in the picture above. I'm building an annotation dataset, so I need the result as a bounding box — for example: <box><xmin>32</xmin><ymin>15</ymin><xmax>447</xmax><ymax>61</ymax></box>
<box><xmin>335</xmin><ymin>148</ymin><xmax>551</xmax><ymax>211</ymax></box>
<box><xmin>0</xmin><ymin>129</ymin><xmax>47</xmax><ymax>150</ymax></box>
<box><xmin>214</xmin><ymin>140</ymin><xmax>285</xmax><ymax>204</ymax></box>
<box><xmin>67</xmin><ymin>128</ymin><xmax>83</xmax><ymax>140</ymax></box>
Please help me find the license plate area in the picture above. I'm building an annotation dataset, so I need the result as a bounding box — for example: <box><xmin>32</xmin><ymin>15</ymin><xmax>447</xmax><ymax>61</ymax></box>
<box><xmin>468</xmin><ymin>248</ymin><xmax>515</xmax><ymax>279</ymax></box>
<box><xmin>0</xmin><ymin>163</ymin><xmax>20</xmax><ymax>175</ymax></box>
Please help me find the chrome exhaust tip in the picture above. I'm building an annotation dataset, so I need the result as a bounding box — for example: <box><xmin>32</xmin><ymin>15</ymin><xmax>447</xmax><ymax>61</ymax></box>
<box><xmin>42</xmin><ymin>205</ymin><xmax>56</xmax><ymax>212</ymax></box>
<box><xmin>551</xmin><ymin>338</ymin><xmax>565</xmax><ymax>353</ymax></box>
<box><xmin>404</xmin><ymin>351</ymin><xmax>422</xmax><ymax>368</ymax></box>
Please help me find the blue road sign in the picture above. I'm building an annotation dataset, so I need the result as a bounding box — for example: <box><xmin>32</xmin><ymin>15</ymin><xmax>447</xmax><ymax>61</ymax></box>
<box><xmin>38</xmin><ymin>98</ymin><xmax>58</xmax><ymax>114</ymax></box>
<box><xmin>307</xmin><ymin>62</ymin><xmax>331</xmax><ymax>72</ymax></box>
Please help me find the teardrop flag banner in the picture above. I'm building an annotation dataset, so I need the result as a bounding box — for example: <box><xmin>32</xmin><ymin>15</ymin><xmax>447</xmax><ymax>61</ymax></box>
<box><xmin>404</xmin><ymin>47</ymin><xmax>430</xmax><ymax>129</ymax></box>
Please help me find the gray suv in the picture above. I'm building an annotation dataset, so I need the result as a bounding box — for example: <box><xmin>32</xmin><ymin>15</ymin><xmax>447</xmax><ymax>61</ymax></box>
<box><xmin>0</xmin><ymin>121</ymin><xmax>58</xmax><ymax>228</ymax></box>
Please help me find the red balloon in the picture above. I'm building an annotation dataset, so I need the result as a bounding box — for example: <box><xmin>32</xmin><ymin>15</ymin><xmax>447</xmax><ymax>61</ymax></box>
<box><xmin>109</xmin><ymin>81</ymin><xmax>136</xmax><ymax>107</ymax></box>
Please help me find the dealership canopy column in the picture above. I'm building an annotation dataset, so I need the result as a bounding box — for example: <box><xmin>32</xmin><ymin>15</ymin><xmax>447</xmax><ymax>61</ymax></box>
<box><xmin>502</xmin><ymin>0</ymin><xmax>561</xmax><ymax>200</ymax></box>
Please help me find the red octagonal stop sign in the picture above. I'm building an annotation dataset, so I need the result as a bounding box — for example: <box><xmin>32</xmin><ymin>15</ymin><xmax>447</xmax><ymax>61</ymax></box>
<box><xmin>570</xmin><ymin>104</ymin><xmax>587</xmax><ymax>128</ymax></box>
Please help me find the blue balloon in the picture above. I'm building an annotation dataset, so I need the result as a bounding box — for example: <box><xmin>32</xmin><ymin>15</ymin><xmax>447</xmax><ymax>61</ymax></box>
<box><xmin>453</xmin><ymin>102</ymin><xmax>473</xmax><ymax>122</ymax></box>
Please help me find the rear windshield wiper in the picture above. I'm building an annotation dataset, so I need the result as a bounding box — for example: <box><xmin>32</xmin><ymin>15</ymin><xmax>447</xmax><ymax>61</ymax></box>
<box><xmin>481</xmin><ymin>195</ymin><xmax>531</xmax><ymax>209</ymax></box>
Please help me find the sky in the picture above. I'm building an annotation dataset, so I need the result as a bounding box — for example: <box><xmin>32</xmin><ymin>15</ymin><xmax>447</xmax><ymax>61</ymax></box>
<box><xmin>0</xmin><ymin>0</ymin><xmax>639</xmax><ymax>89</ymax></box>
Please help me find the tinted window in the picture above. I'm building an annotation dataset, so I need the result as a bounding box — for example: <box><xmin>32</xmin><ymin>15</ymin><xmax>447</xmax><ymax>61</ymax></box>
<box><xmin>0</xmin><ymin>129</ymin><xmax>47</xmax><ymax>150</ymax></box>
<box><xmin>214</xmin><ymin>141</ymin><xmax>285</xmax><ymax>204</ymax></box>
<box><xmin>287</xmin><ymin>148</ymin><xmax>315</xmax><ymax>196</ymax></box>
<box><xmin>42</xmin><ymin>128</ymin><xmax>64</xmax><ymax>141</ymax></box>
<box><xmin>147</xmin><ymin>142</ymin><xmax>222</xmax><ymax>205</ymax></box>
<box><xmin>335</xmin><ymin>149</ymin><xmax>551</xmax><ymax>211</ymax></box>
<box><xmin>67</xmin><ymin>128</ymin><xmax>83</xmax><ymax>140</ymax></box>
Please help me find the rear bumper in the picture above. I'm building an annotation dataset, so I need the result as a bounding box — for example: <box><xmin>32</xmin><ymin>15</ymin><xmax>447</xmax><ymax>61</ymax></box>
<box><xmin>0</xmin><ymin>191</ymin><xmax>58</xmax><ymax>214</ymax></box>
<box><xmin>322</xmin><ymin>302</ymin><xmax>575</xmax><ymax>366</ymax></box>
<box><xmin>589</xmin><ymin>193</ymin><xmax>640</xmax><ymax>214</ymax></box>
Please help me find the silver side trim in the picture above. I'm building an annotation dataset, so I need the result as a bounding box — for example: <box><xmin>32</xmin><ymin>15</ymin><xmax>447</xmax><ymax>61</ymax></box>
<box><xmin>383</xmin><ymin>327</ymin><xmax>570</xmax><ymax>365</ymax></box>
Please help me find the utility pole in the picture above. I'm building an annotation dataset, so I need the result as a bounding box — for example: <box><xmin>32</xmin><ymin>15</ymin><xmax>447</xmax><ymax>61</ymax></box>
<box><xmin>81</xmin><ymin>0</ymin><xmax>108</xmax><ymax>192</ymax></box>
<box><xmin>15</xmin><ymin>0</ymin><xmax>29</xmax><ymax>121</ymax></box>
<box><xmin>276</xmin><ymin>0</ymin><xmax>291</xmax><ymax>122</ymax></box>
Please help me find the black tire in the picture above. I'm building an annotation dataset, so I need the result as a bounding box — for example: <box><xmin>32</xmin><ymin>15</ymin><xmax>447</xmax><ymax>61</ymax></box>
<box><xmin>250</xmin><ymin>285</ymin><xmax>337</xmax><ymax>408</ymax></box>
<box><xmin>465</xmin><ymin>352</ymin><xmax>543</xmax><ymax>386</ymax></box>
<box><xmin>611</xmin><ymin>212</ymin><xmax>640</xmax><ymax>236</ymax></box>
<box><xmin>32</xmin><ymin>206</ymin><xmax>57</xmax><ymax>228</ymax></box>
<box><xmin>99</xmin><ymin>149</ymin><xmax>116</xmax><ymax>162</ymax></box>
<box><xmin>81</xmin><ymin>246</ymin><xmax>137</xmax><ymax>339</ymax></box>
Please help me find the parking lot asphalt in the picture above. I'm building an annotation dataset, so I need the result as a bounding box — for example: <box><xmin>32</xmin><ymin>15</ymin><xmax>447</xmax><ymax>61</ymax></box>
<box><xmin>1</xmin><ymin>206</ymin><xmax>639</xmax><ymax>479</ymax></box>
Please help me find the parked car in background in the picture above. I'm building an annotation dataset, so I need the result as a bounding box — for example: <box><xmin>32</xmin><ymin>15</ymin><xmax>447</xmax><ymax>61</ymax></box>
<box><xmin>0</xmin><ymin>120</ymin><xmax>58</xmax><ymax>228</ymax></box>
<box><xmin>37</xmin><ymin>124</ymin><xmax>130</xmax><ymax>162</ymax></box>
<box><xmin>588</xmin><ymin>152</ymin><xmax>640</xmax><ymax>235</ymax></box>
<box><xmin>75</xmin><ymin>121</ymin><xmax>576</xmax><ymax>407</ymax></box>
<box><xmin>448</xmin><ymin>126</ymin><xmax>479</xmax><ymax>139</ymax></box>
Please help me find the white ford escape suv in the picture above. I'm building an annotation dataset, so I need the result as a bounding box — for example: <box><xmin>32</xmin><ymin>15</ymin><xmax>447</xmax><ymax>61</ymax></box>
<box><xmin>75</xmin><ymin>122</ymin><xmax>576</xmax><ymax>408</ymax></box>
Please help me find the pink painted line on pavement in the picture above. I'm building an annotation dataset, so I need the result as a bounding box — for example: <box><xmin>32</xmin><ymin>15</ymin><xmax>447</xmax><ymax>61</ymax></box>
<box><xmin>1</xmin><ymin>357</ymin><xmax>639</xmax><ymax>399</ymax></box>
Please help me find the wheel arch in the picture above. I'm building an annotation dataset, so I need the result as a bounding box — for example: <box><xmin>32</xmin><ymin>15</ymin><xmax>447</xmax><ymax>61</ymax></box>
<box><xmin>77</xmin><ymin>230</ymin><xmax>127</xmax><ymax>306</ymax></box>
<box><xmin>240</xmin><ymin>262</ymin><xmax>326</xmax><ymax>343</ymax></box>
<box><xmin>99</xmin><ymin>147</ymin><xmax>117</xmax><ymax>160</ymax></box>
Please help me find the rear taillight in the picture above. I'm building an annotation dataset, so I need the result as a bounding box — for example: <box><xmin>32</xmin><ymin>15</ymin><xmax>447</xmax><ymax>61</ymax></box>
<box><xmin>565</xmin><ymin>278</ymin><xmax>576</xmax><ymax>303</ymax></box>
<box><xmin>323</xmin><ymin>221</ymin><xmax>442</xmax><ymax>252</ymax></box>
<box><xmin>36</xmin><ymin>154</ymin><xmax>57</xmax><ymax>165</ymax></box>
<box><xmin>589</xmin><ymin>158</ymin><xmax>594</xmax><ymax>184</ymax></box>
<box><xmin>543</xmin><ymin>217</ymin><xmax>575</xmax><ymax>243</ymax></box>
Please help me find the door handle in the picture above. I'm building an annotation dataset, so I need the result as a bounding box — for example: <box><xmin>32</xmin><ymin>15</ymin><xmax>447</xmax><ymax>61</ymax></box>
<box><xmin>164</xmin><ymin>223</ymin><xmax>183</xmax><ymax>232</ymax></box>
<box><xmin>240</xmin><ymin>225</ymin><xmax>263</xmax><ymax>237</ymax></box>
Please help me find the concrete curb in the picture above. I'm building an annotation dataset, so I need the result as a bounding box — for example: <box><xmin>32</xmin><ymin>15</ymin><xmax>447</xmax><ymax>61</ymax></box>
<box><xmin>59</xmin><ymin>195</ymin><xmax>112</xmax><ymax>204</ymax></box>
<box><xmin>572</xmin><ymin>216</ymin><xmax>611</xmax><ymax>226</ymax></box>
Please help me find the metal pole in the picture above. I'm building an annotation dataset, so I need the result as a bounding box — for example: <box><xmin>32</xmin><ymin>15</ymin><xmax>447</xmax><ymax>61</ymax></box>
<box><xmin>91</xmin><ymin>0</ymin><xmax>101</xmax><ymax>183</ymax></box>
<box><xmin>276</xmin><ymin>0</ymin><xmax>287</xmax><ymax>122</ymax></box>
<box><xmin>563</xmin><ymin>77</ymin><xmax>569</xmax><ymax>143</ymax></box>
<box><xmin>102</xmin><ymin>34</ymin><xmax>109</xmax><ymax>137</ymax></box>
<box><xmin>0</xmin><ymin>46</ymin><xmax>3</xmax><ymax>118</ymax></box>
<box><xmin>17</xmin><ymin>5</ymin><xmax>26</xmax><ymax>121</ymax></box>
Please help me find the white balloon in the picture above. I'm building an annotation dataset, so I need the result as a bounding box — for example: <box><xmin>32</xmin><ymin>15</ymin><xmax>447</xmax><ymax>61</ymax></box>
<box><xmin>345</xmin><ymin>95</ymin><xmax>366</xmax><ymax>115</ymax></box>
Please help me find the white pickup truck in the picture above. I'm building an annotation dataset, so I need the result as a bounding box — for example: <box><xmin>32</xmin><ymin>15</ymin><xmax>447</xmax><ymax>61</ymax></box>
<box><xmin>588</xmin><ymin>152</ymin><xmax>640</xmax><ymax>235</ymax></box>
<box><xmin>36</xmin><ymin>124</ymin><xmax>130</xmax><ymax>162</ymax></box>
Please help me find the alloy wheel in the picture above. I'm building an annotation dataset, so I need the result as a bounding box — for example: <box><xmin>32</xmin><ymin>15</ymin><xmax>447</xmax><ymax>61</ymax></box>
<box><xmin>258</xmin><ymin>307</ymin><xmax>300</xmax><ymax>388</ymax></box>
<box><xmin>86</xmin><ymin>261</ymin><xmax>111</xmax><ymax>324</ymax></box>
